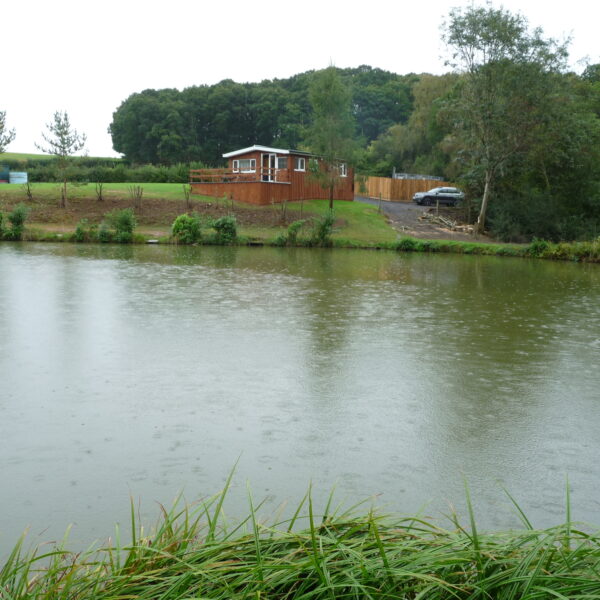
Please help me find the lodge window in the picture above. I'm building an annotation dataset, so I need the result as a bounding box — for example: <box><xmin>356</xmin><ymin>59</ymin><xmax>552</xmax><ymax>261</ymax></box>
<box><xmin>339</xmin><ymin>163</ymin><xmax>348</xmax><ymax>177</ymax></box>
<box><xmin>277</xmin><ymin>157</ymin><xmax>288</xmax><ymax>169</ymax></box>
<box><xmin>232</xmin><ymin>158</ymin><xmax>256</xmax><ymax>173</ymax></box>
<box><xmin>294</xmin><ymin>157</ymin><xmax>306</xmax><ymax>171</ymax></box>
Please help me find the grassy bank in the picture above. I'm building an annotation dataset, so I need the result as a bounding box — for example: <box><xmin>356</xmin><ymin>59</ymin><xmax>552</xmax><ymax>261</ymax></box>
<box><xmin>1</xmin><ymin>183</ymin><xmax>599</xmax><ymax>262</ymax></box>
<box><xmin>3</xmin><ymin>485</ymin><xmax>600</xmax><ymax>599</ymax></box>
<box><xmin>0</xmin><ymin>183</ymin><xmax>397</xmax><ymax>244</ymax></box>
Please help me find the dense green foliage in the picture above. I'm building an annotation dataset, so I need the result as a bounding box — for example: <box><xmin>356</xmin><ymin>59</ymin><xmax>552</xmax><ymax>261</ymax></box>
<box><xmin>0</xmin><ymin>155</ymin><xmax>204</xmax><ymax>184</ymax></box>
<box><xmin>212</xmin><ymin>215</ymin><xmax>238</xmax><ymax>244</ymax></box>
<box><xmin>70</xmin><ymin>209</ymin><xmax>139</xmax><ymax>243</ymax></box>
<box><xmin>0</xmin><ymin>203</ymin><xmax>28</xmax><ymax>240</ymax></box>
<box><xmin>109</xmin><ymin>66</ymin><xmax>416</xmax><ymax>165</ymax></box>
<box><xmin>171</xmin><ymin>213</ymin><xmax>203</xmax><ymax>244</ymax></box>
<box><xmin>3</xmin><ymin>485</ymin><xmax>600</xmax><ymax>599</ymax></box>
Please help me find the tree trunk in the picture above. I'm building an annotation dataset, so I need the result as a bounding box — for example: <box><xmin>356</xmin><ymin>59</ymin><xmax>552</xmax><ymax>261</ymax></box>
<box><xmin>328</xmin><ymin>182</ymin><xmax>334</xmax><ymax>210</ymax></box>
<box><xmin>475</xmin><ymin>170</ymin><xmax>492</xmax><ymax>235</ymax></box>
<box><xmin>61</xmin><ymin>178</ymin><xmax>67</xmax><ymax>209</ymax></box>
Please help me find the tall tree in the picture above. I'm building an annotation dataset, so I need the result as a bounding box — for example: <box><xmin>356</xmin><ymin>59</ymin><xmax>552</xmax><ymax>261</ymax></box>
<box><xmin>443</xmin><ymin>5</ymin><xmax>568</xmax><ymax>234</ymax></box>
<box><xmin>36</xmin><ymin>111</ymin><xmax>87</xmax><ymax>208</ymax></box>
<box><xmin>0</xmin><ymin>111</ymin><xmax>16</xmax><ymax>153</ymax></box>
<box><xmin>306</xmin><ymin>66</ymin><xmax>357</xmax><ymax>209</ymax></box>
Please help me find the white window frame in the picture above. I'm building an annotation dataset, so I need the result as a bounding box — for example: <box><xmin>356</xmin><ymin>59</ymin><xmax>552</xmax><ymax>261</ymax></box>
<box><xmin>294</xmin><ymin>157</ymin><xmax>306</xmax><ymax>172</ymax></box>
<box><xmin>276</xmin><ymin>156</ymin><xmax>288</xmax><ymax>170</ymax></box>
<box><xmin>339</xmin><ymin>162</ymin><xmax>348</xmax><ymax>177</ymax></box>
<box><xmin>232</xmin><ymin>158</ymin><xmax>256</xmax><ymax>173</ymax></box>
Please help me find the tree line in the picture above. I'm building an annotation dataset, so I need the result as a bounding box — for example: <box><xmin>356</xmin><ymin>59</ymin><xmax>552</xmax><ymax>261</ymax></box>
<box><xmin>108</xmin><ymin>66</ymin><xmax>416</xmax><ymax>165</ymax></box>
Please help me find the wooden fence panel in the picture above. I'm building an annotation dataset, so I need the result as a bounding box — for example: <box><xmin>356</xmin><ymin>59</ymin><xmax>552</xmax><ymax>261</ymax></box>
<box><xmin>356</xmin><ymin>176</ymin><xmax>450</xmax><ymax>202</ymax></box>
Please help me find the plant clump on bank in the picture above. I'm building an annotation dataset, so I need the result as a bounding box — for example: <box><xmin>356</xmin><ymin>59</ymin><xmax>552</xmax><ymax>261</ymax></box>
<box><xmin>72</xmin><ymin>208</ymin><xmax>139</xmax><ymax>244</ymax></box>
<box><xmin>0</xmin><ymin>203</ymin><xmax>28</xmax><ymax>240</ymax></box>
<box><xmin>2</xmin><ymin>485</ymin><xmax>600</xmax><ymax>600</ymax></box>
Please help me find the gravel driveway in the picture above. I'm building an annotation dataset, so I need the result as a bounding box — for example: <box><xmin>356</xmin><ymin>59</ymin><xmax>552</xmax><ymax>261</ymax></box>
<box><xmin>355</xmin><ymin>195</ymin><xmax>483</xmax><ymax>242</ymax></box>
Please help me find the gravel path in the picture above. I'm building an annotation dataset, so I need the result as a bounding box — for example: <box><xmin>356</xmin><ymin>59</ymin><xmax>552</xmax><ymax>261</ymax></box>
<box><xmin>355</xmin><ymin>195</ymin><xmax>487</xmax><ymax>242</ymax></box>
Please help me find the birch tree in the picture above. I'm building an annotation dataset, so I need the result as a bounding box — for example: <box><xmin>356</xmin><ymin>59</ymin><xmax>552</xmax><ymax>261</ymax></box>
<box><xmin>443</xmin><ymin>5</ymin><xmax>568</xmax><ymax>234</ymax></box>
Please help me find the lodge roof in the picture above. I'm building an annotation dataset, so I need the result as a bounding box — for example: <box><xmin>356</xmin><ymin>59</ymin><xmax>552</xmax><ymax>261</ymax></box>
<box><xmin>222</xmin><ymin>145</ymin><xmax>314</xmax><ymax>158</ymax></box>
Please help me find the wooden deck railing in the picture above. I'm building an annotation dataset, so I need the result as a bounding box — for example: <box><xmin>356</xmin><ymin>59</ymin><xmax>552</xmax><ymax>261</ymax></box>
<box><xmin>190</xmin><ymin>168</ymin><xmax>291</xmax><ymax>184</ymax></box>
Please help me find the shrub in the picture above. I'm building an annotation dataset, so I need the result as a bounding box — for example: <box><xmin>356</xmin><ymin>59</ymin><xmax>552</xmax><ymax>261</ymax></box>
<box><xmin>527</xmin><ymin>238</ymin><xmax>550</xmax><ymax>257</ymax></box>
<box><xmin>396</xmin><ymin>236</ymin><xmax>417</xmax><ymax>251</ymax></box>
<box><xmin>172</xmin><ymin>213</ymin><xmax>202</xmax><ymax>244</ymax></box>
<box><xmin>97</xmin><ymin>223</ymin><xmax>112</xmax><ymax>243</ymax></box>
<box><xmin>273</xmin><ymin>233</ymin><xmax>287</xmax><ymax>246</ymax></box>
<box><xmin>4</xmin><ymin>203</ymin><xmax>29</xmax><ymax>240</ymax></box>
<box><xmin>310</xmin><ymin>211</ymin><xmax>335</xmax><ymax>247</ymax></box>
<box><xmin>213</xmin><ymin>215</ymin><xmax>237</xmax><ymax>244</ymax></box>
<box><xmin>73</xmin><ymin>219</ymin><xmax>89</xmax><ymax>242</ymax></box>
<box><xmin>102</xmin><ymin>208</ymin><xmax>136</xmax><ymax>243</ymax></box>
<box><xmin>286</xmin><ymin>219</ymin><xmax>306</xmax><ymax>245</ymax></box>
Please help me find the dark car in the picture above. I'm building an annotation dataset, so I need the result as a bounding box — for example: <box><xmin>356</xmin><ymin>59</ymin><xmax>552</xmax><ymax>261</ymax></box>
<box><xmin>413</xmin><ymin>186</ymin><xmax>464</xmax><ymax>207</ymax></box>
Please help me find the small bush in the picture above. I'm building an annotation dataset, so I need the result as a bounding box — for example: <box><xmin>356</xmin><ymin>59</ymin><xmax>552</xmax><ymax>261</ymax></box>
<box><xmin>286</xmin><ymin>219</ymin><xmax>306</xmax><ymax>245</ymax></box>
<box><xmin>213</xmin><ymin>215</ymin><xmax>237</xmax><ymax>244</ymax></box>
<box><xmin>273</xmin><ymin>233</ymin><xmax>287</xmax><ymax>246</ymax></box>
<box><xmin>310</xmin><ymin>211</ymin><xmax>335</xmax><ymax>247</ymax></box>
<box><xmin>172</xmin><ymin>213</ymin><xmax>202</xmax><ymax>244</ymax></box>
<box><xmin>97</xmin><ymin>223</ymin><xmax>112</xmax><ymax>243</ymax></box>
<box><xmin>73</xmin><ymin>219</ymin><xmax>89</xmax><ymax>242</ymax></box>
<box><xmin>4</xmin><ymin>203</ymin><xmax>29</xmax><ymax>240</ymax></box>
<box><xmin>105</xmin><ymin>208</ymin><xmax>136</xmax><ymax>238</ymax></box>
<box><xmin>396</xmin><ymin>237</ymin><xmax>417</xmax><ymax>251</ymax></box>
<box><xmin>527</xmin><ymin>238</ymin><xmax>550</xmax><ymax>257</ymax></box>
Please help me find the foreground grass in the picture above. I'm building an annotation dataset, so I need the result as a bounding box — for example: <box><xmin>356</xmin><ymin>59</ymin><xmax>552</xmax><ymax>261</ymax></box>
<box><xmin>2</xmin><ymin>485</ymin><xmax>600</xmax><ymax>600</ymax></box>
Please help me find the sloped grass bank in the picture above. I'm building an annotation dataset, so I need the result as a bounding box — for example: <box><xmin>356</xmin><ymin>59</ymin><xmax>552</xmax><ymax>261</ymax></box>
<box><xmin>2</xmin><ymin>487</ymin><xmax>600</xmax><ymax>600</ymax></box>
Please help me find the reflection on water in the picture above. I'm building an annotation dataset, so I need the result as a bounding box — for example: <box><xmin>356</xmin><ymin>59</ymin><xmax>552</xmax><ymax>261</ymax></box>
<box><xmin>1</xmin><ymin>243</ymin><xmax>599</xmax><ymax>554</ymax></box>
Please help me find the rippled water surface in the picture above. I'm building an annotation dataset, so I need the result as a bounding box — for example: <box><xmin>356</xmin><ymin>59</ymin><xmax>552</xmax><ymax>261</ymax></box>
<box><xmin>1</xmin><ymin>243</ymin><xmax>599</xmax><ymax>553</ymax></box>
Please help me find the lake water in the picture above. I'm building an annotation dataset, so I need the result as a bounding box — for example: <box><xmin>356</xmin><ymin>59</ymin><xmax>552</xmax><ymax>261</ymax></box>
<box><xmin>1</xmin><ymin>243</ymin><xmax>599</xmax><ymax>554</ymax></box>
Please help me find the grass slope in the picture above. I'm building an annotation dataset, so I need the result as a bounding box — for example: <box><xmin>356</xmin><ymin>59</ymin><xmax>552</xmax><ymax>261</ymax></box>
<box><xmin>0</xmin><ymin>183</ymin><xmax>396</xmax><ymax>244</ymax></box>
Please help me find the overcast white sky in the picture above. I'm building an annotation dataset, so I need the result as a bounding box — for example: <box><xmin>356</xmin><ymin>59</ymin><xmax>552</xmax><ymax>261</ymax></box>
<box><xmin>2</xmin><ymin>0</ymin><xmax>597</xmax><ymax>158</ymax></box>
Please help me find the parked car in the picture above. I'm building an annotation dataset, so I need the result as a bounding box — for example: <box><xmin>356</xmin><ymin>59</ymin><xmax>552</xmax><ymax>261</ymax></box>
<box><xmin>413</xmin><ymin>187</ymin><xmax>464</xmax><ymax>207</ymax></box>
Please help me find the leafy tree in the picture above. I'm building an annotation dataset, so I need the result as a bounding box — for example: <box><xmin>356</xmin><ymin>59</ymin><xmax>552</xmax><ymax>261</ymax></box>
<box><xmin>0</xmin><ymin>110</ymin><xmax>16</xmax><ymax>153</ymax></box>
<box><xmin>367</xmin><ymin>73</ymin><xmax>458</xmax><ymax>176</ymax></box>
<box><xmin>36</xmin><ymin>111</ymin><xmax>87</xmax><ymax>207</ymax></box>
<box><xmin>443</xmin><ymin>5</ymin><xmax>568</xmax><ymax>234</ymax></box>
<box><xmin>306</xmin><ymin>66</ymin><xmax>357</xmax><ymax>209</ymax></box>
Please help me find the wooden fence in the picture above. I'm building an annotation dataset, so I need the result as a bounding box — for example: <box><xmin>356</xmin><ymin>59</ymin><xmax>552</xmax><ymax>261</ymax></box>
<box><xmin>356</xmin><ymin>176</ymin><xmax>450</xmax><ymax>202</ymax></box>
